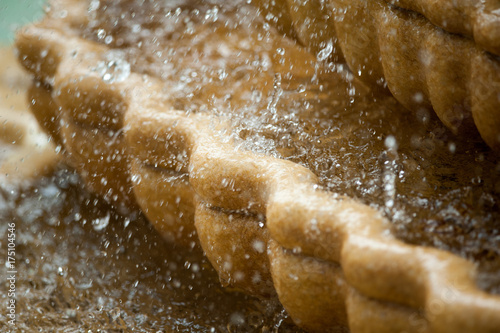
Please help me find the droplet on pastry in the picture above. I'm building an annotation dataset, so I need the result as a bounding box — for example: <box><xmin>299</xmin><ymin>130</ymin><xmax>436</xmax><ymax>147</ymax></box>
<box><xmin>93</xmin><ymin>50</ymin><xmax>130</xmax><ymax>84</ymax></box>
<box><xmin>412</xmin><ymin>92</ymin><xmax>424</xmax><ymax>103</ymax></box>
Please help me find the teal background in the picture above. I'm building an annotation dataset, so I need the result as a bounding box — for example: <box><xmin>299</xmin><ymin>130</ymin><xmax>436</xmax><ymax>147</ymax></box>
<box><xmin>0</xmin><ymin>0</ymin><xmax>46</xmax><ymax>45</ymax></box>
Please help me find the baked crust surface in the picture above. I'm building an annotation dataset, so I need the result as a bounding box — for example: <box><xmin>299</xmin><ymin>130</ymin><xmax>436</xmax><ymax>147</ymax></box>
<box><xmin>15</xmin><ymin>0</ymin><xmax>500</xmax><ymax>332</ymax></box>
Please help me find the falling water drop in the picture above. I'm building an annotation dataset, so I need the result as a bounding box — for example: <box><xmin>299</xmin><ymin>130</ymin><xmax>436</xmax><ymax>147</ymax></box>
<box><xmin>382</xmin><ymin>135</ymin><xmax>398</xmax><ymax>213</ymax></box>
<box><xmin>88</xmin><ymin>0</ymin><xmax>100</xmax><ymax>12</ymax></box>
<box><xmin>92</xmin><ymin>213</ymin><xmax>110</xmax><ymax>231</ymax></box>
<box><xmin>317</xmin><ymin>40</ymin><xmax>333</xmax><ymax>62</ymax></box>
<box><xmin>267</xmin><ymin>73</ymin><xmax>283</xmax><ymax>119</ymax></box>
<box><xmin>97</xmin><ymin>29</ymin><xmax>106</xmax><ymax>40</ymax></box>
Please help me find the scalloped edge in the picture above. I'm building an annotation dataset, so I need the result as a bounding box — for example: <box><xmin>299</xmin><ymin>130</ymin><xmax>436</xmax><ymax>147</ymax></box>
<box><xmin>385</xmin><ymin>0</ymin><xmax>500</xmax><ymax>56</ymax></box>
<box><xmin>330</xmin><ymin>0</ymin><xmax>500</xmax><ymax>150</ymax></box>
<box><xmin>259</xmin><ymin>0</ymin><xmax>500</xmax><ymax>150</ymax></box>
<box><xmin>15</xmin><ymin>4</ymin><xmax>500</xmax><ymax>333</ymax></box>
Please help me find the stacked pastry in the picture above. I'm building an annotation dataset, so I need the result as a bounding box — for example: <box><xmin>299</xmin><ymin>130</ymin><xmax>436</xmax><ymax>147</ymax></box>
<box><xmin>16</xmin><ymin>0</ymin><xmax>500</xmax><ymax>332</ymax></box>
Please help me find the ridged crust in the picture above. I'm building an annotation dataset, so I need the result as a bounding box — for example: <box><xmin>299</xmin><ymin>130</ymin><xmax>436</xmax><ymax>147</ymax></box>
<box><xmin>260</xmin><ymin>0</ymin><xmax>500</xmax><ymax>150</ymax></box>
<box><xmin>15</xmin><ymin>2</ymin><xmax>500</xmax><ymax>332</ymax></box>
<box><xmin>130</xmin><ymin>159</ymin><xmax>198</xmax><ymax>248</ymax></box>
<box><xmin>195</xmin><ymin>204</ymin><xmax>275</xmax><ymax>297</ymax></box>
<box><xmin>385</xmin><ymin>0</ymin><xmax>500</xmax><ymax>57</ymax></box>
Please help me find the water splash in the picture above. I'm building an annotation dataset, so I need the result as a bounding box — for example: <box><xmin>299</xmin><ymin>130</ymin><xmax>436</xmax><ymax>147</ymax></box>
<box><xmin>267</xmin><ymin>73</ymin><xmax>283</xmax><ymax>120</ymax></box>
<box><xmin>382</xmin><ymin>135</ymin><xmax>398</xmax><ymax>214</ymax></box>
<box><xmin>94</xmin><ymin>50</ymin><xmax>131</xmax><ymax>84</ymax></box>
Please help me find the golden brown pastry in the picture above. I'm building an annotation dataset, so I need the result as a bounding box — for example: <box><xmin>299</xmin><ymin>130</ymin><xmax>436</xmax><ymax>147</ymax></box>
<box><xmin>15</xmin><ymin>0</ymin><xmax>500</xmax><ymax>332</ymax></box>
<box><xmin>257</xmin><ymin>0</ymin><xmax>500</xmax><ymax>149</ymax></box>
<box><xmin>0</xmin><ymin>48</ymin><xmax>59</xmax><ymax>185</ymax></box>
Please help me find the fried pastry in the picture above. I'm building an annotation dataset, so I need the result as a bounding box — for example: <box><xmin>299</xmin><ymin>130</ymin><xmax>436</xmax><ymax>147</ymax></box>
<box><xmin>386</xmin><ymin>0</ymin><xmax>500</xmax><ymax>57</ymax></box>
<box><xmin>0</xmin><ymin>48</ymin><xmax>59</xmax><ymax>185</ymax></box>
<box><xmin>16</xmin><ymin>0</ymin><xmax>500</xmax><ymax>332</ymax></box>
<box><xmin>258</xmin><ymin>0</ymin><xmax>500</xmax><ymax>150</ymax></box>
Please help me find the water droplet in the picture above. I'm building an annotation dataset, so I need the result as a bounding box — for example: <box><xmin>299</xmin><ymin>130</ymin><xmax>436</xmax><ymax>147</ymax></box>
<box><xmin>252</xmin><ymin>240</ymin><xmax>265</xmax><ymax>253</ymax></box>
<box><xmin>88</xmin><ymin>0</ymin><xmax>100</xmax><ymax>12</ymax></box>
<box><xmin>223</xmin><ymin>261</ymin><xmax>232</xmax><ymax>271</ymax></box>
<box><xmin>204</xmin><ymin>6</ymin><xmax>219</xmax><ymax>22</ymax></box>
<box><xmin>217</xmin><ymin>68</ymin><xmax>228</xmax><ymax>80</ymax></box>
<box><xmin>97</xmin><ymin>29</ymin><xmax>106</xmax><ymax>40</ymax></box>
<box><xmin>448</xmin><ymin>142</ymin><xmax>456</xmax><ymax>153</ymax></box>
<box><xmin>267</xmin><ymin>73</ymin><xmax>283</xmax><ymax>117</ymax></box>
<box><xmin>251</xmin><ymin>89</ymin><xmax>262</xmax><ymax>103</ymax></box>
<box><xmin>317</xmin><ymin>40</ymin><xmax>333</xmax><ymax>61</ymax></box>
<box><xmin>132</xmin><ymin>24</ymin><xmax>141</xmax><ymax>33</ymax></box>
<box><xmin>413</xmin><ymin>92</ymin><xmax>424</xmax><ymax>103</ymax></box>
<box><xmin>384</xmin><ymin>135</ymin><xmax>397</xmax><ymax>150</ymax></box>
<box><xmin>92</xmin><ymin>213</ymin><xmax>110</xmax><ymax>231</ymax></box>
<box><xmin>131</xmin><ymin>174</ymin><xmax>141</xmax><ymax>185</ymax></box>
<box><xmin>123</xmin><ymin>217</ymin><xmax>131</xmax><ymax>228</ymax></box>
<box><xmin>104</xmin><ymin>35</ymin><xmax>113</xmax><ymax>45</ymax></box>
<box><xmin>234</xmin><ymin>271</ymin><xmax>245</xmax><ymax>281</ymax></box>
<box><xmin>230</xmin><ymin>312</ymin><xmax>245</xmax><ymax>326</ymax></box>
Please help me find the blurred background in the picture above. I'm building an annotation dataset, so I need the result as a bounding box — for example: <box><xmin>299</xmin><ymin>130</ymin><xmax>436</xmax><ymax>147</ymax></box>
<box><xmin>0</xmin><ymin>0</ymin><xmax>46</xmax><ymax>45</ymax></box>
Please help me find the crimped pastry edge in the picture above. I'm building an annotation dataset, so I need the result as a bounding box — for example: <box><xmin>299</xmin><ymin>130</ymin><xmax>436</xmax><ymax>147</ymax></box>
<box><xmin>384</xmin><ymin>0</ymin><xmax>500</xmax><ymax>57</ymax></box>
<box><xmin>16</xmin><ymin>10</ymin><xmax>500</xmax><ymax>333</ymax></box>
<box><xmin>260</xmin><ymin>0</ymin><xmax>500</xmax><ymax>150</ymax></box>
